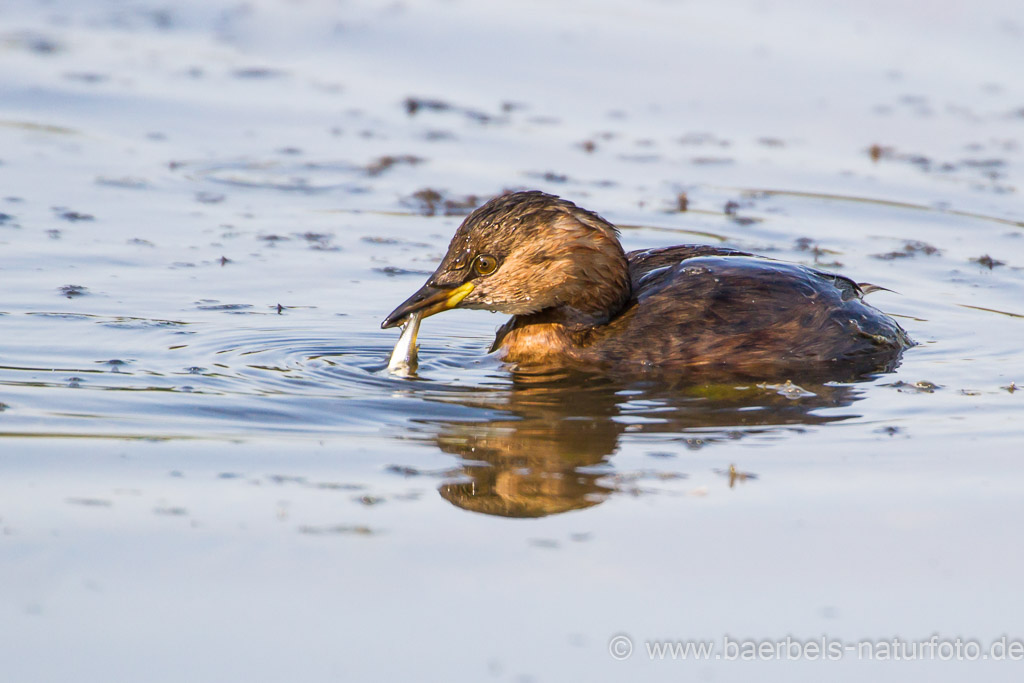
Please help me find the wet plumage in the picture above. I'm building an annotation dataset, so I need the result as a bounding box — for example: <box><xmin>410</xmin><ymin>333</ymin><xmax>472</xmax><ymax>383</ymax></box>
<box><xmin>382</xmin><ymin>191</ymin><xmax>913</xmax><ymax>378</ymax></box>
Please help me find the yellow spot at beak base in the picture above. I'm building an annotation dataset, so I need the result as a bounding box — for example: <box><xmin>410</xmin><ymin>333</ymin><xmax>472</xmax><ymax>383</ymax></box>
<box><xmin>446</xmin><ymin>282</ymin><xmax>474</xmax><ymax>308</ymax></box>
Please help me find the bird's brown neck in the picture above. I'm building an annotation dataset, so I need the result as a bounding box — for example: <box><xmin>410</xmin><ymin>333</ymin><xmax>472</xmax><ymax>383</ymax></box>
<box><xmin>491</xmin><ymin>270</ymin><xmax>632</xmax><ymax>362</ymax></box>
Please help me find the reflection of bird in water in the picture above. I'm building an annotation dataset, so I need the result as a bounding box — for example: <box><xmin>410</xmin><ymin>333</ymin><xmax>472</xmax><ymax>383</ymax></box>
<box><xmin>430</xmin><ymin>375</ymin><xmax>866</xmax><ymax>518</ymax></box>
<box><xmin>437</xmin><ymin>431</ymin><xmax>613</xmax><ymax>518</ymax></box>
<box><xmin>383</xmin><ymin>191</ymin><xmax>912</xmax><ymax>378</ymax></box>
<box><xmin>436</xmin><ymin>380</ymin><xmax>620</xmax><ymax>518</ymax></box>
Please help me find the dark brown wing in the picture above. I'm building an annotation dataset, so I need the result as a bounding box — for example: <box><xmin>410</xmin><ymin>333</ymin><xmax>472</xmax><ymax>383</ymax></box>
<box><xmin>584</xmin><ymin>249</ymin><xmax>911</xmax><ymax>376</ymax></box>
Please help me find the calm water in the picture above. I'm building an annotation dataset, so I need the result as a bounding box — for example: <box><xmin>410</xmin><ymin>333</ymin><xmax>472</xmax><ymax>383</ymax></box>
<box><xmin>2</xmin><ymin>0</ymin><xmax>1023</xmax><ymax>680</ymax></box>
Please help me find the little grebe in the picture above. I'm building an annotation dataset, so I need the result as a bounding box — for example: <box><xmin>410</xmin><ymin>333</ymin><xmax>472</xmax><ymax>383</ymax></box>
<box><xmin>382</xmin><ymin>191</ymin><xmax>913</xmax><ymax>377</ymax></box>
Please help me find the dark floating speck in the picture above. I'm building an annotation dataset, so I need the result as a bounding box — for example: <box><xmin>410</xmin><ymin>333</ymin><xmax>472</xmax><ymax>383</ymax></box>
<box><xmin>384</xmin><ymin>464</ymin><xmax>452</xmax><ymax>477</ymax></box>
<box><xmin>971</xmin><ymin>254</ymin><xmax>1005</xmax><ymax>269</ymax></box>
<box><xmin>692</xmin><ymin>156</ymin><xmax>735</xmax><ymax>165</ymax></box>
<box><xmin>868</xmin><ymin>144</ymin><xmax>1010</xmax><ymax>187</ymax></box>
<box><xmin>884</xmin><ymin>380</ymin><xmax>942</xmax><ymax>393</ymax></box>
<box><xmin>98</xmin><ymin>359</ymin><xmax>129</xmax><ymax>372</ymax></box>
<box><xmin>385</xmin><ymin>465</ymin><xmax>420</xmax><ymax>476</ymax></box>
<box><xmin>195</xmin><ymin>191</ymin><xmax>225</xmax><ymax>204</ymax></box>
<box><xmin>402</xmin><ymin>96</ymin><xmax>495</xmax><ymax>123</ymax></box>
<box><xmin>527</xmin><ymin>171</ymin><xmax>569</xmax><ymax>183</ymax></box>
<box><xmin>96</xmin><ymin>176</ymin><xmax>149</xmax><ymax>189</ymax></box>
<box><xmin>868</xmin><ymin>145</ymin><xmax>931</xmax><ymax>168</ymax></box>
<box><xmin>296</xmin><ymin>232</ymin><xmax>334</xmax><ymax>249</ymax></box>
<box><xmin>374</xmin><ymin>266</ymin><xmax>432</xmax><ymax>277</ymax></box>
<box><xmin>103</xmin><ymin>317</ymin><xmax>187</xmax><ymax>330</ymax></box>
<box><xmin>403</xmin><ymin>188</ymin><xmax>479</xmax><ymax>216</ymax></box>
<box><xmin>58</xmin><ymin>284</ymin><xmax>88</xmax><ymax>298</ymax></box>
<box><xmin>873</xmin><ymin>240</ymin><xmax>941</xmax><ymax>260</ymax></box>
<box><xmin>29</xmin><ymin>312</ymin><xmax>91</xmax><ymax>320</ymax></box>
<box><xmin>153</xmin><ymin>507</ymin><xmax>188</xmax><ymax>516</ymax></box>
<box><xmin>195</xmin><ymin>302</ymin><xmax>253</xmax><ymax>311</ymax></box>
<box><xmin>423</xmin><ymin>129</ymin><xmax>455</xmax><ymax>141</ymax></box>
<box><xmin>678</xmin><ymin>132</ymin><xmax>731</xmax><ymax>146</ymax></box>
<box><xmin>404</xmin><ymin>96</ymin><xmax>452</xmax><ymax>115</ymax></box>
<box><xmin>14</xmin><ymin>32</ymin><xmax>63</xmax><ymax>54</ymax></box>
<box><xmin>299</xmin><ymin>524</ymin><xmax>375</xmax><ymax>536</ymax></box>
<box><xmin>66</xmin><ymin>497</ymin><xmax>112</xmax><ymax>507</ymax></box>
<box><xmin>958</xmin><ymin>158</ymin><xmax>1006</xmax><ymax>169</ymax></box>
<box><xmin>57</xmin><ymin>210</ymin><xmax>94</xmax><ymax>222</ymax></box>
<box><xmin>264</xmin><ymin>475</ymin><xmax>303</xmax><ymax>485</ymax></box>
<box><xmin>618</xmin><ymin>154</ymin><xmax>660</xmax><ymax>163</ymax></box>
<box><xmin>365</xmin><ymin>154</ymin><xmax>423</xmax><ymax>176</ymax></box>
<box><xmin>793</xmin><ymin>238</ymin><xmax>841</xmax><ymax>265</ymax></box>
<box><xmin>0</xmin><ymin>213</ymin><xmax>14</xmax><ymax>225</ymax></box>
<box><xmin>232</xmin><ymin>67</ymin><xmax>287</xmax><ymax>79</ymax></box>
<box><xmin>313</xmin><ymin>482</ymin><xmax>363</xmax><ymax>491</ymax></box>
<box><xmin>463</xmin><ymin>109</ymin><xmax>493</xmax><ymax>123</ymax></box>
<box><xmin>63</xmin><ymin>72</ymin><xmax>109</xmax><ymax>84</ymax></box>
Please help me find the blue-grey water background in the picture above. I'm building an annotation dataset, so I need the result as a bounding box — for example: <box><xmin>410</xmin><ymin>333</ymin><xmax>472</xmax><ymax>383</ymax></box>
<box><xmin>1</xmin><ymin>0</ymin><xmax>1023</xmax><ymax>680</ymax></box>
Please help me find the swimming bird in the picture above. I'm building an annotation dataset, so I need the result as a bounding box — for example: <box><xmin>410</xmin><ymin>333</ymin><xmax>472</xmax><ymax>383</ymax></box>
<box><xmin>381</xmin><ymin>191</ymin><xmax>912</xmax><ymax>378</ymax></box>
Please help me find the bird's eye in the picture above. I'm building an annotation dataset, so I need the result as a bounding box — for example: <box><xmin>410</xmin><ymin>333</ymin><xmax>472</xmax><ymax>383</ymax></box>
<box><xmin>473</xmin><ymin>254</ymin><xmax>499</xmax><ymax>276</ymax></box>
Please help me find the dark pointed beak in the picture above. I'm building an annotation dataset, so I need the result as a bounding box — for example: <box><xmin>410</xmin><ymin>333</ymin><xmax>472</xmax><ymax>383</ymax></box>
<box><xmin>381</xmin><ymin>281</ymin><xmax>475</xmax><ymax>329</ymax></box>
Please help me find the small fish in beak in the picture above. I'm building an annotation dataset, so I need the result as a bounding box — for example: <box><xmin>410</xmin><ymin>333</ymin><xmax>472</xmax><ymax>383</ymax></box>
<box><xmin>386</xmin><ymin>310</ymin><xmax>423</xmax><ymax>377</ymax></box>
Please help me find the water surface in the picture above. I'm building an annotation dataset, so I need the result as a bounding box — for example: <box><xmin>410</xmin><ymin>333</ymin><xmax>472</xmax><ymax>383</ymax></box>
<box><xmin>2</xmin><ymin>0</ymin><xmax>1023</xmax><ymax>681</ymax></box>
